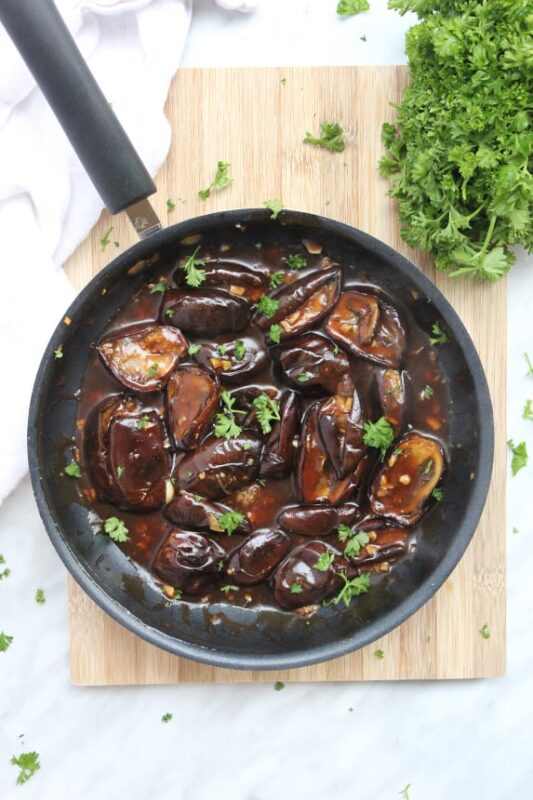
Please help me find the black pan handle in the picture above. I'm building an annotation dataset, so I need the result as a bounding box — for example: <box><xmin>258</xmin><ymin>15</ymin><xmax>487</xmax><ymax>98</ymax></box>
<box><xmin>0</xmin><ymin>0</ymin><xmax>156</xmax><ymax>214</ymax></box>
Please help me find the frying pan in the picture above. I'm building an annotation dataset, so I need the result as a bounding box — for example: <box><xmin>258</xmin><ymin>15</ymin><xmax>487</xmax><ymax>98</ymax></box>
<box><xmin>1</xmin><ymin>0</ymin><xmax>494</xmax><ymax>670</ymax></box>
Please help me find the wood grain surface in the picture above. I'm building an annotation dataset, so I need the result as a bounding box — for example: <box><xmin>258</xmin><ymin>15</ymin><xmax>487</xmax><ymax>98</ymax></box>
<box><xmin>65</xmin><ymin>67</ymin><xmax>506</xmax><ymax>684</ymax></box>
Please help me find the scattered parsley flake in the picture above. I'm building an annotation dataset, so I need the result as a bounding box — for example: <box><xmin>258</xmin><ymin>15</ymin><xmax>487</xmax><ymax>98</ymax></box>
<box><xmin>166</xmin><ymin>199</ymin><xmax>176</xmax><ymax>212</ymax></box>
<box><xmin>512</xmin><ymin>526</ymin><xmax>519</xmax><ymax>534</ymax></box>
<box><xmin>221</xmin><ymin>584</ymin><xmax>239</xmax><ymax>594</ymax></box>
<box><xmin>263</xmin><ymin>199</ymin><xmax>284</xmax><ymax>220</ymax></box>
<box><xmin>363</xmin><ymin>417</ymin><xmax>395</xmax><ymax>459</ymax></box>
<box><xmin>399</xmin><ymin>785</ymin><xmax>411</xmax><ymax>800</ymax></box>
<box><xmin>165</xmin><ymin>308</ymin><xmax>174</xmax><ymax>318</ymax></box>
<box><xmin>146</xmin><ymin>362</ymin><xmax>159</xmax><ymax>379</ymax></box>
<box><xmin>360</xmin><ymin>34</ymin><xmax>367</xmax><ymax>41</ymax></box>
<box><xmin>199</xmin><ymin>161</ymin><xmax>232</xmax><ymax>200</ymax></box>
<box><xmin>252</xmin><ymin>393</ymin><xmax>281</xmax><ymax>434</ymax></box>
<box><xmin>54</xmin><ymin>346</ymin><xmax>63</xmax><ymax>359</ymax></box>
<box><xmin>136</xmin><ymin>414</ymin><xmax>151</xmax><ymax>430</ymax></box>
<box><xmin>337</xmin><ymin>524</ymin><xmax>353</xmax><ymax>543</ymax></box>
<box><xmin>297</xmin><ymin>374</ymin><xmax>310</xmax><ymax>383</ymax></box>
<box><xmin>284</xmin><ymin>253</ymin><xmax>307</xmax><ymax>270</ymax></box>
<box><xmin>422</xmin><ymin>458</ymin><xmax>434</xmax><ymax>475</ymax></box>
<box><xmin>11</xmin><ymin>752</ymin><xmax>40</xmax><ymax>785</ymax></box>
<box><xmin>314</xmin><ymin>551</ymin><xmax>335</xmax><ymax>572</ymax></box>
<box><xmin>103</xmin><ymin>516</ymin><xmax>130</xmax><ymax>543</ymax></box>
<box><xmin>161</xmin><ymin>712</ymin><xmax>173</xmax><ymax>723</ymax></box>
<box><xmin>254</xmin><ymin>295</ymin><xmax>280</xmax><ymax>319</ymax></box>
<box><xmin>269</xmin><ymin>323</ymin><xmax>282</xmax><ymax>344</ymax></box>
<box><xmin>525</xmin><ymin>353</ymin><xmax>533</xmax><ymax>377</ymax></box>
<box><xmin>218</xmin><ymin>511</ymin><xmax>245</xmax><ymax>536</ymax></box>
<box><xmin>270</xmin><ymin>270</ymin><xmax>285</xmax><ymax>289</ymax></box>
<box><xmin>523</xmin><ymin>399</ymin><xmax>533</xmax><ymax>421</ymax></box>
<box><xmin>429</xmin><ymin>322</ymin><xmax>447</xmax><ymax>346</ymax></box>
<box><xmin>507</xmin><ymin>439</ymin><xmax>528</xmax><ymax>475</ymax></box>
<box><xmin>64</xmin><ymin>461</ymin><xmax>81</xmax><ymax>479</ymax></box>
<box><xmin>290</xmin><ymin>583</ymin><xmax>303</xmax><ymax>594</ymax></box>
<box><xmin>188</xmin><ymin>343</ymin><xmax>201</xmax><ymax>356</ymax></box>
<box><xmin>337</xmin><ymin>0</ymin><xmax>369</xmax><ymax>16</ymax></box>
<box><xmin>0</xmin><ymin>631</ymin><xmax>13</xmax><ymax>652</ymax></box>
<box><xmin>182</xmin><ymin>247</ymin><xmax>206</xmax><ymax>288</ymax></box>
<box><xmin>0</xmin><ymin>555</ymin><xmax>10</xmax><ymax>581</ymax></box>
<box><xmin>304</xmin><ymin>121</ymin><xmax>345</xmax><ymax>153</ymax></box>
<box><xmin>280</xmin><ymin>77</ymin><xmax>287</xmax><ymax>85</ymax></box>
<box><xmin>422</xmin><ymin>384</ymin><xmax>434</xmax><ymax>399</ymax></box>
<box><xmin>241</xmin><ymin>442</ymin><xmax>252</xmax><ymax>451</ymax></box>
<box><xmin>234</xmin><ymin>340</ymin><xmax>246</xmax><ymax>360</ymax></box>
<box><xmin>149</xmin><ymin>281</ymin><xmax>167</xmax><ymax>294</ymax></box>
<box><xmin>216</xmin><ymin>343</ymin><xmax>228</xmax><ymax>356</ymax></box>
<box><xmin>35</xmin><ymin>589</ymin><xmax>46</xmax><ymax>604</ymax></box>
<box><xmin>479</xmin><ymin>623</ymin><xmax>490</xmax><ymax>640</ymax></box>
<box><xmin>274</xmin><ymin>681</ymin><xmax>285</xmax><ymax>691</ymax></box>
<box><xmin>100</xmin><ymin>227</ymin><xmax>113</xmax><ymax>251</ymax></box>
<box><xmin>374</xmin><ymin>648</ymin><xmax>385</xmax><ymax>659</ymax></box>
<box><xmin>432</xmin><ymin>487</ymin><xmax>443</xmax><ymax>501</ymax></box>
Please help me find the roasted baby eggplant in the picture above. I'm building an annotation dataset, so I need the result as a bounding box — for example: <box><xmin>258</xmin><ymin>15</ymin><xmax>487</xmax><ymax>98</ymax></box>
<box><xmin>259</xmin><ymin>391</ymin><xmax>300</xmax><ymax>478</ymax></box>
<box><xmin>173</xmin><ymin>258</ymin><xmax>270</xmax><ymax>301</ymax></box>
<box><xmin>346</xmin><ymin>525</ymin><xmax>409</xmax><ymax>567</ymax></box>
<box><xmin>272</xmin><ymin>541</ymin><xmax>348</xmax><ymax>609</ymax></box>
<box><xmin>193</xmin><ymin>337</ymin><xmax>268</xmax><ymax>384</ymax></box>
<box><xmin>175</xmin><ymin>434</ymin><xmax>263</xmax><ymax>499</ymax></box>
<box><xmin>369</xmin><ymin>432</ymin><xmax>445</xmax><ymax>525</ymax></box>
<box><xmin>97</xmin><ymin>324</ymin><xmax>187</xmax><ymax>391</ymax></box>
<box><xmin>152</xmin><ymin>530</ymin><xmax>225</xmax><ymax>593</ymax></box>
<box><xmin>325</xmin><ymin>291</ymin><xmax>405</xmax><ymax>368</ymax></box>
<box><xmin>162</xmin><ymin>288</ymin><xmax>249</xmax><ymax>335</ymax></box>
<box><xmin>164</xmin><ymin>490</ymin><xmax>251</xmax><ymax>535</ymax></box>
<box><xmin>376</xmin><ymin>368</ymin><xmax>406</xmax><ymax>432</ymax></box>
<box><xmin>226</xmin><ymin>528</ymin><xmax>291</xmax><ymax>585</ymax></box>
<box><xmin>166</xmin><ymin>365</ymin><xmax>219</xmax><ymax>450</ymax></box>
<box><xmin>273</xmin><ymin>332</ymin><xmax>352</xmax><ymax>395</ymax></box>
<box><xmin>278</xmin><ymin>502</ymin><xmax>359</xmax><ymax>537</ymax></box>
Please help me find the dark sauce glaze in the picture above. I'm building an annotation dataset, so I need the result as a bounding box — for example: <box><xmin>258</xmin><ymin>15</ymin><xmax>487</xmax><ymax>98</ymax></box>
<box><xmin>76</xmin><ymin>234</ymin><xmax>450</xmax><ymax>613</ymax></box>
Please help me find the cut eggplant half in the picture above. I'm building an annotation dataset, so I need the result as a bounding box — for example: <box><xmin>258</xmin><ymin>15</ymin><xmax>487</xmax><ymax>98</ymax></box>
<box><xmin>166</xmin><ymin>365</ymin><xmax>220</xmax><ymax>450</ymax></box>
<box><xmin>193</xmin><ymin>337</ymin><xmax>268</xmax><ymax>384</ymax></box>
<box><xmin>97</xmin><ymin>324</ymin><xmax>188</xmax><ymax>392</ymax></box>
<box><xmin>175</xmin><ymin>434</ymin><xmax>263</xmax><ymax>499</ymax></box>
<box><xmin>152</xmin><ymin>530</ymin><xmax>225</xmax><ymax>593</ymax></box>
<box><xmin>173</xmin><ymin>258</ymin><xmax>270</xmax><ymax>302</ymax></box>
<box><xmin>376</xmin><ymin>368</ymin><xmax>406</xmax><ymax>432</ymax></box>
<box><xmin>346</xmin><ymin>525</ymin><xmax>409</xmax><ymax>567</ymax></box>
<box><xmin>259</xmin><ymin>391</ymin><xmax>300</xmax><ymax>478</ymax></box>
<box><xmin>164</xmin><ymin>490</ymin><xmax>251</xmax><ymax>535</ymax></box>
<box><xmin>226</xmin><ymin>528</ymin><xmax>291</xmax><ymax>586</ymax></box>
<box><xmin>161</xmin><ymin>288</ymin><xmax>249</xmax><ymax>335</ymax></box>
<box><xmin>272</xmin><ymin>541</ymin><xmax>348</xmax><ymax>609</ymax></box>
<box><xmin>369</xmin><ymin>432</ymin><xmax>445</xmax><ymax>525</ymax></box>
<box><xmin>273</xmin><ymin>332</ymin><xmax>352</xmax><ymax>395</ymax></box>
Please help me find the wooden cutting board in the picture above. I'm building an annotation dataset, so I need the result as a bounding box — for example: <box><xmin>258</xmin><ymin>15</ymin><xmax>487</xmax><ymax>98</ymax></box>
<box><xmin>65</xmin><ymin>67</ymin><xmax>506</xmax><ymax>684</ymax></box>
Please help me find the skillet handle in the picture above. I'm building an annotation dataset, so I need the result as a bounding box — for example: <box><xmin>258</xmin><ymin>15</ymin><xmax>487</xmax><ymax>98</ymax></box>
<box><xmin>0</xmin><ymin>0</ymin><xmax>157</xmax><ymax>215</ymax></box>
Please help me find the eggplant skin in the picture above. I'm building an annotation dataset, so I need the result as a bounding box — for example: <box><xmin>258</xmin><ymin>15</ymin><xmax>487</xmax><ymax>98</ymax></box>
<box><xmin>152</xmin><ymin>530</ymin><xmax>225</xmax><ymax>593</ymax></box>
<box><xmin>259</xmin><ymin>391</ymin><xmax>300</xmax><ymax>478</ymax></box>
<box><xmin>271</xmin><ymin>541</ymin><xmax>348</xmax><ymax>609</ymax></box>
<box><xmin>369</xmin><ymin>432</ymin><xmax>445</xmax><ymax>525</ymax></box>
<box><xmin>227</xmin><ymin>528</ymin><xmax>291</xmax><ymax>586</ymax></box>
<box><xmin>97</xmin><ymin>324</ymin><xmax>188</xmax><ymax>392</ymax></box>
<box><xmin>175</xmin><ymin>434</ymin><xmax>263</xmax><ymax>499</ymax></box>
<box><xmin>193</xmin><ymin>338</ymin><xmax>268</xmax><ymax>384</ymax></box>
<box><xmin>273</xmin><ymin>332</ymin><xmax>351</xmax><ymax>395</ymax></box>
<box><xmin>277</xmin><ymin>502</ymin><xmax>359</xmax><ymax>537</ymax></box>
<box><xmin>166</xmin><ymin>365</ymin><xmax>220</xmax><ymax>450</ymax></box>
<box><xmin>161</xmin><ymin>289</ymin><xmax>250</xmax><ymax>335</ymax></box>
<box><xmin>164</xmin><ymin>490</ymin><xmax>251</xmax><ymax>535</ymax></box>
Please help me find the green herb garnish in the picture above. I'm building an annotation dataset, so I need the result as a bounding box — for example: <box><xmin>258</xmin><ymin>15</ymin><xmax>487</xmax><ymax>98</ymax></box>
<box><xmin>54</xmin><ymin>346</ymin><xmax>63</xmax><ymax>359</ymax></box>
<box><xmin>136</xmin><ymin>414</ymin><xmax>151</xmax><ymax>430</ymax></box>
<box><xmin>304</xmin><ymin>121</ymin><xmax>345</xmax><ymax>153</ymax></box>
<box><xmin>103</xmin><ymin>517</ymin><xmax>130</xmax><ymax>543</ymax></box>
<box><xmin>270</xmin><ymin>270</ymin><xmax>285</xmax><ymax>289</ymax></box>
<box><xmin>252</xmin><ymin>393</ymin><xmax>281</xmax><ymax>435</ymax></box>
<box><xmin>363</xmin><ymin>417</ymin><xmax>395</xmax><ymax>459</ymax></box>
<box><xmin>64</xmin><ymin>461</ymin><xmax>81</xmax><ymax>478</ymax></box>
<box><xmin>479</xmin><ymin>623</ymin><xmax>490</xmax><ymax>640</ymax></box>
<box><xmin>290</xmin><ymin>583</ymin><xmax>303</xmax><ymax>594</ymax></box>
<box><xmin>263</xmin><ymin>199</ymin><xmax>284</xmax><ymax>220</ymax></box>
<box><xmin>11</xmin><ymin>752</ymin><xmax>40</xmax><ymax>785</ymax></box>
<box><xmin>525</xmin><ymin>353</ymin><xmax>533</xmax><ymax>377</ymax></box>
<box><xmin>374</xmin><ymin>648</ymin><xmax>385</xmax><ymax>659</ymax></box>
<box><xmin>422</xmin><ymin>384</ymin><xmax>434</xmax><ymax>399</ymax></box>
<box><xmin>297</xmin><ymin>374</ymin><xmax>309</xmax><ymax>383</ymax></box>
<box><xmin>188</xmin><ymin>343</ymin><xmax>201</xmax><ymax>356</ymax></box>
<box><xmin>199</xmin><ymin>161</ymin><xmax>232</xmax><ymax>200</ymax></box>
<box><xmin>166</xmin><ymin>199</ymin><xmax>176</xmax><ymax>212</ymax></box>
<box><xmin>284</xmin><ymin>253</ymin><xmax>307</xmax><ymax>270</ymax></box>
<box><xmin>523</xmin><ymin>399</ymin><xmax>533</xmax><ymax>421</ymax></box>
<box><xmin>165</xmin><ymin>308</ymin><xmax>174</xmax><ymax>318</ymax></box>
<box><xmin>274</xmin><ymin>681</ymin><xmax>285</xmax><ymax>691</ymax></box>
<box><xmin>344</xmin><ymin>531</ymin><xmax>370</xmax><ymax>558</ymax></box>
<box><xmin>161</xmin><ymin>713</ymin><xmax>173</xmax><ymax>723</ymax></box>
<box><xmin>216</xmin><ymin>343</ymin><xmax>228</xmax><ymax>356</ymax></box>
<box><xmin>325</xmin><ymin>572</ymin><xmax>371</xmax><ymax>608</ymax></box>
<box><xmin>399</xmin><ymin>785</ymin><xmax>411</xmax><ymax>800</ymax></box>
<box><xmin>269</xmin><ymin>323</ymin><xmax>282</xmax><ymax>344</ymax></box>
<box><xmin>218</xmin><ymin>510</ymin><xmax>245</xmax><ymax>536</ymax></box>
<box><xmin>337</xmin><ymin>0</ymin><xmax>369</xmax><ymax>16</ymax></box>
<box><xmin>117</xmin><ymin>466</ymin><xmax>125</xmax><ymax>478</ymax></box>
<box><xmin>221</xmin><ymin>584</ymin><xmax>239</xmax><ymax>594</ymax></box>
<box><xmin>429</xmin><ymin>322</ymin><xmax>447</xmax><ymax>346</ymax></box>
<box><xmin>422</xmin><ymin>459</ymin><xmax>434</xmax><ymax>475</ymax></box>
<box><xmin>507</xmin><ymin>439</ymin><xmax>528</xmax><ymax>475</ymax></box>
<box><xmin>146</xmin><ymin>362</ymin><xmax>159</xmax><ymax>379</ymax></box>
<box><xmin>214</xmin><ymin>390</ymin><xmax>245</xmax><ymax>439</ymax></box>
<box><xmin>149</xmin><ymin>281</ymin><xmax>167</xmax><ymax>294</ymax></box>
<box><xmin>432</xmin><ymin>487</ymin><xmax>443</xmax><ymax>501</ymax></box>
<box><xmin>337</xmin><ymin>524</ymin><xmax>353</xmax><ymax>543</ymax></box>
<box><xmin>314</xmin><ymin>552</ymin><xmax>335</xmax><ymax>572</ymax></box>
<box><xmin>254</xmin><ymin>295</ymin><xmax>280</xmax><ymax>319</ymax></box>
<box><xmin>181</xmin><ymin>246</ymin><xmax>206</xmax><ymax>288</ymax></box>
<box><xmin>0</xmin><ymin>631</ymin><xmax>13</xmax><ymax>652</ymax></box>
<box><xmin>0</xmin><ymin>554</ymin><xmax>10</xmax><ymax>581</ymax></box>
<box><xmin>35</xmin><ymin>589</ymin><xmax>46</xmax><ymax>604</ymax></box>
<box><xmin>233</xmin><ymin>340</ymin><xmax>246</xmax><ymax>360</ymax></box>
<box><xmin>100</xmin><ymin>227</ymin><xmax>113</xmax><ymax>251</ymax></box>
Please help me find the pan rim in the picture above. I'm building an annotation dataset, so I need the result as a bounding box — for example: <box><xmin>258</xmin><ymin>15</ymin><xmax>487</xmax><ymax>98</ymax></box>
<box><xmin>27</xmin><ymin>208</ymin><xmax>494</xmax><ymax>671</ymax></box>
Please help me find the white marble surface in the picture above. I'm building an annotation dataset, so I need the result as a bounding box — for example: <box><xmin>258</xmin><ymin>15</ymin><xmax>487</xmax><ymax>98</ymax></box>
<box><xmin>1</xmin><ymin>1</ymin><xmax>533</xmax><ymax>797</ymax></box>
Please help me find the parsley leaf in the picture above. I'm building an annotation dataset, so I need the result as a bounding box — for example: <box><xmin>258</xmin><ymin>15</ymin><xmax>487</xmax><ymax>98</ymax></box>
<box><xmin>274</xmin><ymin>681</ymin><xmax>285</xmax><ymax>691</ymax></box>
<box><xmin>254</xmin><ymin>295</ymin><xmax>280</xmax><ymax>319</ymax></box>
<box><xmin>221</xmin><ymin>584</ymin><xmax>239</xmax><ymax>594</ymax></box>
<box><xmin>35</xmin><ymin>588</ymin><xmax>46</xmax><ymax>604</ymax></box>
<box><xmin>270</xmin><ymin>270</ymin><xmax>285</xmax><ymax>289</ymax></box>
<box><xmin>233</xmin><ymin>340</ymin><xmax>246</xmax><ymax>360</ymax></box>
<box><xmin>507</xmin><ymin>439</ymin><xmax>528</xmax><ymax>476</ymax></box>
<box><xmin>479</xmin><ymin>623</ymin><xmax>490</xmax><ymax>640</ymax></box>
<box><xmin>181</xmin><ymin>247</ymin><xmax>206</xmax><ymax>288</ymax></box>
<box><xmin>337</xmin><ymin>523</ymin><xmax>353</xmax><ymax>543</ymax></box>
<box><xmin>399</xmin><ymin>785</ymin><xmax>411</xmax><ymax>800</ymax></box>
<box><xmin>64</xmin><ymin>461</ymin><xmax>81</xmax><ymax>478</ymax></box>
<box><xmin>429</xmin><ymin>322</ymin><xmax>447</xmax><ymax>346</ymax></box>
<box><xmin>252</xmin><ymin>393</ymin><xmax>281</xmax><ymax>434</ymax></box>
<box><xmin>149</xmin><ymin>281</ymin><xmax>167</xmax><ymax>294</ymax></box>
<box><xmin>199</xmin><ymin>161</ymin><xmax>232</xmax><ymax>200</ymax></box>
<box><xmin>166</xmin><ymin>199</ymin><xmax>176</xmax><ymax>212</ymax></box>
<box><xmin>314</xmin><ymin>551</ymin><xmax>335</xmax><ymax>572</ymax></box>
<box><xmin>214</xmin><ymin>390</ymin><xmax>245</xmax><ymax>439</ymax></box>
<box><xmin>218</xmin><ymin>510</ymin><xmax>245</xmax><ymax>536</ymax></box>
<box><xmin>284</xmin><ymin>253</ymin><xmax>307</xmax><ymax>270</ymax></box>
<box><xmin>188</xmin><ymin>343</ymin><xmax>201</xmax><ymax>356</ymax></box>
<box><xmin>523</xmin><ymin>399</ymin><xmax>533</xmax><ymax>421</ymax></box>
<box><xmin>146</xmin><ymin>362</ymin><xmax>159</xmax><ymax>379</ymax></box>
<box><xmin>11</xmin><ymin>752</ymin><xmax>40</xmax><ymax>785</ymax></box>
<box><xmin>0</xmin><ymin>631</ymin><xmax>13</xmax><ymax>652</ymax></box>
<box><xmin>290</xmin><ymin>582</ymin><xmax>303</xmax><ymax>594</ymax></box>
<box><xmin>326</xmin><ymin>572</ymin><xmax>371</xmax><ymax>608</ymax></box>
<box><xmin>100</xmin><ymin>227</ymin><xmax>113</xmax><ymax>251</ymax></box>
<box><xmin>297</xmin><ymin>374</ymin><xmax>309</xmax><ymax>383</ymax></box>
<box><xmin>216</xmin><ymin>343</ymin><xmax>228</xmax><ymax>356</ymax></box>
<box><xmin>103</xmin><ymin>517</ymin><xmax>130</xmax><ymax>543</ymax></box>
<box><xmin>161</xmin><ymin>712</ymin><xmax>173</xmax><ymax>723</ymax></box>
<box><xmin>525</xmin><ymin>353</ymin><xmax>533</xmax><ymax>377</ymax></box>
<box><xmin>304</xmin><ymin>121</ymin><xmax>345</xmax><ymax>153</ymax></box>
<box><xmin>54</xmin><ymin>345</ymin><xmax>63</xmax><ymax>359</ymax></box>
<box><xmin>269</xmin><ymin>323</ymin><xmax>282</xmax><ymax>344</ymax></box>
<box><xmin>337</xmin><ymin>0</ymin><xmax>369</xmax><ymax>16</ymax></box>
<box><xmin>344</xmin><ymin>531</ymin><xmax>370</xmax><ymax>558</ymax></box>
<box><xmin>432</xmin><ymin>487</ymin><xmax>443</xmax><ymax>501</ymax></box>
<box><xmin>374</xmin><ymin>648</ymin><xmax>385</xmax><ymax>659</ymax></box>
<box><xmin>0</xmin><ymin>554</ymin><xmax>10</xmax><ymax>581</ymax></box>
<box><xmin>136</xmin><ymin>414</ymin><xmax>151</xmax><ymax>430</ymax></box>
<box><xmin>422</xmin><ymin>384</ymin><xmax>434</xmax><ymax>399</ymax></box>
<box><xmin>363</xmin><ymin>417</ymin><xmax>395</xmax><ymax>459</ymax></box>
<box><xmin>263</xmin><ymin>199</ymin><xmax>284</xmax><ymax>220</ymax></box>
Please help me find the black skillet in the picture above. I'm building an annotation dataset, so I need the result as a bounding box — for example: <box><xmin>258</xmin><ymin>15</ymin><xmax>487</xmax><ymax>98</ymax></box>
<box><xmin>1</xmin><ymin>0</ymin><xmax>494</xmax><ymax>670</ymax></box>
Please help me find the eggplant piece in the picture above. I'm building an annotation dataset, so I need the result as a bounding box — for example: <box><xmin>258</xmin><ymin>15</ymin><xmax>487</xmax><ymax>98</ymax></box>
<box><xmin>164</xmin><ymin>490</ymin><xmax>251</xmax><ymax>535</ymax></box>
<box><xmin>274</xmin><ymin>332</ymin><xmax>352</xmax><ymax>395</ymax></box>
<box><xmin>272</xmin><ymin>541</ymin><xmax>348</xmax><ymax>609</ymax></box>
<box><xmin>297</xmin><ymin>402</ymin><xmax>363</xmax><ymax>505</ymax></box>
<box><xmin>325</xmin><ymin>291</ymin><xmax>405</xmax><ymax>368</ymax></box>
<box><xmin>253</xmin><ymin>266</ymin><xmax>341</xmax><ymax>339</ymax></box>
<box><xmin>278</xmin><ymin>502</ymin><xmax>359</xmax><ymax>537</ymax></box>
<box><xmin>193</xmin><ymin>338</ymin><xmax>268</xmax><ymax>384</ymax></box>
<box><xmin>97</xmin><ymin>324</ymin><xmax>188</xmax><ymax>392</ymax></box>
<box><xmin>259</xmin><ymin>391</ymin><xmax>300</xmax><ymax>478</ymax></box>
<box><xmin>175</xmin><ymin>434</ymin><xmax>262</xmax><ymax>499</ymax></box>
<box><xmin>85</xmin><ymin>396</ymin><xmax>171</xmax><ymax>510</ymax></box>
<box><xmin>369</xmin><ymin>432</ymin><xmax>445</xmax><ymax>525</ymax></box>
<box><xmin>228</xmin><ymin>385</ymin><xmax>280</xmax><ymax>435</ymax></box>
<box><xmin>225</xmin><ymin>480</ymin><xmax>294</xmax><ymax>529</ymax></box>
<box><xmin>166</xmin><ymin>365</ymin><xmax>219</xmax><ymax>450</ymax></box>
<box><xmin>376</xmin><ymin>368</ymin><xmax>406</xmax><ymax>432</ymax></box>
<box><xmin>161</xmin><ymin>289</ymin><xmax>249</xmax><ymax>335</ymax></box>
<box><xmin>317</xmin><ymin>390</ymin><xmax>364</xmax><ymax>480</ymax></box>
<box><xmin>173</xmin><ymin>259</ymin><xmax>270</xmax><ymax>302</ymax></box>
<box><xmin>347</xmin><ymin>526</ymin><xmax>409</xmax><ymax>567</ymax></box>
<box><xmin>226</xmin><ymin>528</ymin><xmax>291</xmax><ymax>586</ymax></box>
<box><xmin>152</xmin><ymin>530</ymin><xmax>225</xmax><ymax>593</ymax></box>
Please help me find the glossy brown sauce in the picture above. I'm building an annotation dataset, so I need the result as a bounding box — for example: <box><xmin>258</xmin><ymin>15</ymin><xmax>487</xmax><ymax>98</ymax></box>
<box><xmin>76</xmin><ymin>235</ymin><xmax>450</xmax><ymax>612</ymax></box>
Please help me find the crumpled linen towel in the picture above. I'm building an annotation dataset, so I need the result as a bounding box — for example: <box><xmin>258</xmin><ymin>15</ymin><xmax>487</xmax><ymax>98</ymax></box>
<box><xmin>0</xmin><ymin>0</ymin><xmax>258</xmax><ymax>506</ymax></box>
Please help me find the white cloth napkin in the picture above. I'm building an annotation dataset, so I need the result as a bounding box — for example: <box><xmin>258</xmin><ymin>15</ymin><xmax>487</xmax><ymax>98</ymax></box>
<box><xmin>0</xmin><ymin>0</ymin><xmax>259</xmax><ymax>506</ymax></box>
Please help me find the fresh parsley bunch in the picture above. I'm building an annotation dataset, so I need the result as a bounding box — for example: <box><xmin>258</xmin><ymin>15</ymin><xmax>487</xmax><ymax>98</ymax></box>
<box><xmin>380</xmin><ymin>0</ymin><xmax>532</xmax><ymax>281</ymax></box>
